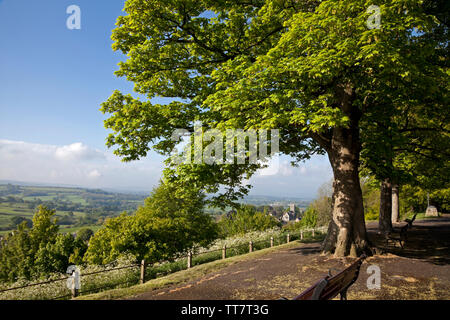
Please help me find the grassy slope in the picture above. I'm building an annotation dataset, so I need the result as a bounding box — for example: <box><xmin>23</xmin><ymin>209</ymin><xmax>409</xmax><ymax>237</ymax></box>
<box><xmin>76</xmin><ymin>241</ymin><xmax>303</xmax><ymax>300</ymax></box>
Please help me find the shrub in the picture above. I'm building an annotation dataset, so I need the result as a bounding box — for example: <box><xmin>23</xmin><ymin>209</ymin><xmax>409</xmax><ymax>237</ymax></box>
<box><xmin>217</xmin><ymin>204</ymin><xmax>281</xmax><ymax>237</ymax></box>
<box><xmin>83</xmin><ymin>182</ymin><xmax>218</xmax><ymax>265</ymax></box>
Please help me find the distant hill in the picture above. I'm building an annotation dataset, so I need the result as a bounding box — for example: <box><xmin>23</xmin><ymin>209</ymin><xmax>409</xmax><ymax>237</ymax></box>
<box><xmin>0</xmin><ymin>183</ymin><xmax>148</xmax><ymax>235</ymax></box>
<box><xmin>240</xmin><ymin>194</ymin><xmax>312</xmax><ymax>207</ymax></box>
<box><xmin>0</xmin><ymin>180</ymin><xmax>150</xmax><ymax>195</ymax></box>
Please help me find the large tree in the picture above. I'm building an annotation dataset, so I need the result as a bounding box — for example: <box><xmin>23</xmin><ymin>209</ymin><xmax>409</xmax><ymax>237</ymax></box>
<box><xmin>101</xmin><ymin>0</ymin><xmax>446</xmax><ymax>256</ymax></box>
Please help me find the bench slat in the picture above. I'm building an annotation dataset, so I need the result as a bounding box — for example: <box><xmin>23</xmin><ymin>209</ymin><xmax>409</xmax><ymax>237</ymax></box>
<box><xmin>293</xmin><ymin>255</ymin><xmax>366</xmax><ymax>300</ymax></box>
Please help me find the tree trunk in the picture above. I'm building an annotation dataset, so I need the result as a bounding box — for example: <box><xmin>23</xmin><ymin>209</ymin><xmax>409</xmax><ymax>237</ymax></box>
<box><xmin>379</xmin><ymin>178</ymin><xmax>393</xmax><ymax>233</ymax></box>
<box><xmin>391</xmin><ymin>184</ymin><xmax>399</xmax><ymax>224</ymax></box>
<box><xmin>320</xmin><ymin>84</ymin><xmax>371</xmax><ymax>257</ymax></box>
<box><xmin>321</xmin><ymin>127</ymin><xmax>371</xmax><ymax>257</ymax></box>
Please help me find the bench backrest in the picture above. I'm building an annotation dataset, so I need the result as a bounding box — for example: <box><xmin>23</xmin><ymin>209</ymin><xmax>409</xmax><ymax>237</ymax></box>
<box><xmin>400</xmin><ymin>224</ymin><xmax>409</xmax><ymax>235</ymax></box>
<box><xmin>405</xmin><ymin>212</ymin><xmax>418</xmax><ymax>226</ymax></box>
<box><xmin>293</xmin><ymin>255</ymin><xmax>366</xmax><ymax>300</ymax></box>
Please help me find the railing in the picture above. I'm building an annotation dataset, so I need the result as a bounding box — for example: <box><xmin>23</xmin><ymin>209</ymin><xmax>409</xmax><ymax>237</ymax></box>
<box><xmin>0</xmin><ymin>227</ymin><xmax>326</xmax><ymax>300</ymax></box>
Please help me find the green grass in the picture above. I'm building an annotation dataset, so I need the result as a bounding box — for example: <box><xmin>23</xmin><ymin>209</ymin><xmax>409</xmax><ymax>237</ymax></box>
<box><xmin>64</xmin><ymin>195</ymin><xmax>87</xmax><ymax>205</ymax></box>
<box><xmin>1</xmin><ymin>224</ymin><xmax>102</xmax><ymax>236</ymax></box>
<box><xmin>22</xmin><ymin>195</ymin><xmax>56</xmax><ymax>202</ymax></box>
<box><xmin>59</xmin><ymin>225</ymin><xmax>102</xmax><ymax>234</ymax></box>
<box><xmin>0</xmin><ymin>203</ymin><xmax>35</xmax><ymax>235</ymax></box>
<box><xmin>55</xmin><ymin>210</ymin><xmax>85</xmax><ymax>217</ymax></box>
<box><xmin>0</xmin><ymin>203</ymin><xmax>34</xmax><ymax>215</ymax></box>
<box><xmin>404</xmin><ymin>212</ymin><xmax>443</xmax><ymax>221</ymax></box>
<box><xmin>0</xmin><ymin>184</ymin><xmax>148</xmax><ymax>237</ymax></box>
<box><xmin>22</xmin><ymin>191</ymin><xmax>88</xmax><ymax>204</ymax></box>
<box><xmin>363</xmin><ymin>211</ymin><xmax>445</xmax><ymax>223</ymax></box>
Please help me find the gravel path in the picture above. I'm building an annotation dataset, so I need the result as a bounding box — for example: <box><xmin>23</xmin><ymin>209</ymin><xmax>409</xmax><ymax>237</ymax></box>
<box><xmin>130</xmin><ymin>215</ymin><xmax>450</xmax><ymax>300</ymax></box>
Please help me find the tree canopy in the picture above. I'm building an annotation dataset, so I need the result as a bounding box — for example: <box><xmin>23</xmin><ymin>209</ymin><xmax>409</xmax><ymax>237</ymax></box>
<box><xmin>101</xmin><ymin>0</ymin><xmax>448</xmax><ymax>256</ymax></box>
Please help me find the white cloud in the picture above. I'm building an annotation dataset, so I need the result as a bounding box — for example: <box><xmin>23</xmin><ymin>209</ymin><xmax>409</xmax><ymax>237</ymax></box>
<box><xmin>0</xmin><ymin>139</ymin><xmax>333</xmax><ymax>198</ymax></box>
<box><xmin>55</xmin><ymin>142</ymin><xmax>104</xmax><ymax>161</ymax></box>
<box><xmin>249</xmin><ymin>154</ymin><xmax>333</xmax><ymax>198</ymax></box>
<box><xmin>256</xmin><ymin>159</ymin><xmax>305</xmax><ymax>177</ymax></box>
<box><xmin>0</xmin><ymin>139</ymin><xmax>163</xmax><ymax>191</ymax></box>
<box><xmin>87</xmin><ymin>169</ymin><xmax>101</xmax><ymax>179</ymax></box>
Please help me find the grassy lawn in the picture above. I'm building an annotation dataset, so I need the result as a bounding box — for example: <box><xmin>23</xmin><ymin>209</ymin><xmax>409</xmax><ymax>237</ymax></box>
<box><xmin>365</xmin><ymin>212</ymin><xmax>445</xmax><ymax>224</ymax></box>
<box><xmin>399</xmin><ymin>212</ymin><xmax>444</xmax><ymax>222</ymax></box>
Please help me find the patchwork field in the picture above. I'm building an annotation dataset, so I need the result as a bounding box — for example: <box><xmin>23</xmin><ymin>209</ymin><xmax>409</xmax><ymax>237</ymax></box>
<box><xmin>0</xmin><ymin>184</ymin><xmax>147</xmax><ymax>236</ymax></box>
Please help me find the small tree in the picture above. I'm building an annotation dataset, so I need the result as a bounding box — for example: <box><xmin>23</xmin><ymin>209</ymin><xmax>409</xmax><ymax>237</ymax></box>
<box><xmin>218</xmin><ymin>204</ymin><xmax>280</xmax><ymax>237</ymax></box>
<box><xmin>76</xmin><ymin>228</ymin><xmax>95</xmax><ymax>242</ymax></box>
<box><xmin>301</xmin><ymin>207</ymin><xmax>318</xmax><ymax>229</ymax></box>
<box><xmin>0</xmin><ymin>206</ymin><xmax>87</xmax><ymax>282</ymax></box>
<box><xmin>84</xmin><ymin>182</ymin><xmax>218</xmax><ymax>264</ymax></box>
<box><xmin>9</xmin><ymin>216</ymin><xmax>32</xmax><ymax>229</ymax></box>
<box><xmin>34</xmin><ymin>234</ymin><xmax>87</xmax><ymax>275</ymax></box>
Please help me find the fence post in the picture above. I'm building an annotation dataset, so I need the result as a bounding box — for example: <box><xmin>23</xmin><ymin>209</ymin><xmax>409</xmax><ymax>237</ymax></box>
<box><xmin>300</xmin><ymin>230</ymin><xmax>303</xmax><ymax>240</ymax></box>
<box><xmin>312</xmin><ymin>229</ymin><xmax>315</xmax><ymax>237</ymax></box>
<box><xmin>270</xmin><ymin>236</ymin><xmax>274</xmax><ymax>247</ymax></box>
<box><xmin>187</xmin><ymin>251</ymin><xmax>192</xmax><ymax>269</ymax></box>
<box><xmin>71</xmin><ymin>286</ymin><xmax>78</xmax><ymax>299</ymax></box>
<box><xmin>249</xmin><ymin>241</ymin><xmax>253</xmax><ymax>253</ymax></box>
<box><xmin>68</xmin><ymin>268</ymin><xmax>79</xmax><ymax>299</ymax></box>
<box><xmin>222</xmin><ymin>245</ymin><xmax>226</xmax><ymax>260</ymax></box>
<box><xmin>70</xmin><ymin>274</ymin><xmax>78</xmax><ymax>299</ymax></box>
<box><xmin>140</xmin><ymin>259</ymin><xmax>146</xmax><ymax>284</ymax></box>
<box><xmin>287</xmin><ymin>233</ymin><xmax>290</xmax><ymax>243</ymax></box>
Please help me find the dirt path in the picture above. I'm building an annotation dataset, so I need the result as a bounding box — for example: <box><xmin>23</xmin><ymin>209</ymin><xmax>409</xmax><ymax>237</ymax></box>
<box><xmin>130</xmin><ymin>215</ymin><xmax>450</xmax><ymax>300</ymax></box>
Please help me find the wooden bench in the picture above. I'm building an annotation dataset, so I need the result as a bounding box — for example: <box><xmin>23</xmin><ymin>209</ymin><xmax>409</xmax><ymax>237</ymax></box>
<box><xmin>384</xmin><ymin>224</ymin><xmax>408</xmax><ymax>249</ymax></box>
<box><xmin>282</xmin><ymin>255</ymin><xmax>366</xmax><ymax>300</ymax></box>
<box><xmin>404</xmin><ymin>212</ymin><xmax>418</xmax><ymax>228</ymax></box>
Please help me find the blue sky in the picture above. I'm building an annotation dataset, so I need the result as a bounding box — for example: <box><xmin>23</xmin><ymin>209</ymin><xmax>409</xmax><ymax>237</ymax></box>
<box><xmin>0</xmin><ymin>0</ymin><xmax>130</xmax><ymax>147</ymax></box>
<box><xmin>0</xmin><ymin>0</ymin><xmax>332</xmax><ymax>198</ymax></box>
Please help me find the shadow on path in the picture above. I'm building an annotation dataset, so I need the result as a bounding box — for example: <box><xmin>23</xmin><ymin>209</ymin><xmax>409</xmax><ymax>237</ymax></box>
<box><xmin>127</xmin><ymin>216</ymin><xmax>450</xmax><ymax>300</ymax></box>
<box><xmin>367</xmin><ymin>214</ymin><xmax>450</xmax><ymax>265</ymax></box>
